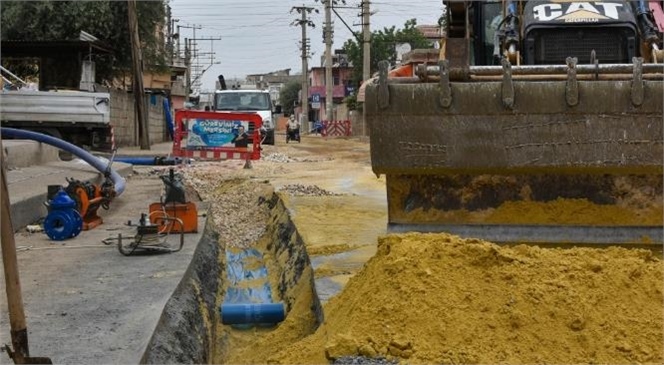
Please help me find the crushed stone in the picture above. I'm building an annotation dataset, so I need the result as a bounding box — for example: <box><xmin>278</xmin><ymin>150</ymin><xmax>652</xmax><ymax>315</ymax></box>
<box><xmin>279</xmin><ymin>184</ymin><xmax>343</xmax><ymax>197</ymax></box>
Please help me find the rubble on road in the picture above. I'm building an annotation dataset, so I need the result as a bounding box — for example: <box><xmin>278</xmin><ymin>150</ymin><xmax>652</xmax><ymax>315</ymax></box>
<box><xmin>262</xmin><ymin>152</ymin><xmax>335</xmax><ymax>164</ymax></box>
<box><xmin>262</xmin><ymin>153</ymin><xmax>294</xmax><ymax>163</ymax></box>
<box><xmin>279</xmin><ymin>184</ymin><xmax>342</xmax><ymax>197</ymax></box>
<box><xmin>333</xmin><ymin>357</ymin><xmax>397</xmax><ymax>365</ymax></box>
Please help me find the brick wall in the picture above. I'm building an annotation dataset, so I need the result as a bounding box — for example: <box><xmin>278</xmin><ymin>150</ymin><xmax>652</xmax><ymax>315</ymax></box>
<box><xmin>108</xmin><ymin>89</ymin><xmax>169</xmax><ymax>147</ymax></box>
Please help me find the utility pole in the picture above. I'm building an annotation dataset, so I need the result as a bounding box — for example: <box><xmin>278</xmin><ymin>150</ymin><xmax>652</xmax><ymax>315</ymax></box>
<box><xmin>127</xmin><ymin>0</ymin><xmax>150</xmax><ymax>150</ymax></box>
<box><xmin>361</xmin><ymin>0</ymin><xmax>371</xmax><ymax>137</ymax></box>
<box><xmin>189</xmin><ymin>36</ymin><xmax>222</xmax><ymax>91</ymax></box>
<box><xmin>324</xmin><ymin>0</ymin><xmax>334</xmax><ymax>122</ymax></box>
<box><xmin>184</xmin><ymin>38</ymin><xmax>191</xmax><ymax>96</ymax></box>
<box><xmin>292</xmin><ymin>5</ymin><xmax>317</xmax><ymax>126</ymax></box>
<box><xmin>166</xmin><ymin>5</ymin><xmax>172</xmax><ymax>64</ymax></box>
<box><xmin>179</xmin><ymin>24</ymin><xmax>202</xmax><ymax>95</ymax></box>
<box><xmin>362</xmin><ymin>0</ymin><xmax>371</xmax><ymax>83</ymax></box>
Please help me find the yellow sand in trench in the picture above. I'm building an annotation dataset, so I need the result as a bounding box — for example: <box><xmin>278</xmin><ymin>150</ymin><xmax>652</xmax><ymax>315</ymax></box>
<box><xmin>270</xmin><ymin>233</ymin><xmax>663</xmax><ymax>364</ymax></box>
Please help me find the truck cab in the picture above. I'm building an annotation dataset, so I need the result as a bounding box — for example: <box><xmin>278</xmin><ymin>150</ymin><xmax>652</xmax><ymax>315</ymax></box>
<box><xmin>212</xmin><ymin>89</ymin><xmax>276</xmax><ymax>145</ymax></box>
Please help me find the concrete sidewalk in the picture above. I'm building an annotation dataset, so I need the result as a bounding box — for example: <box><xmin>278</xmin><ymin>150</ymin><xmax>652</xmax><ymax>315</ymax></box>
<box><xmin>1</xmin><ymin>140</ymin><xmax>206</xmax><ymax>364</ymax></box>
<box><xmin>0</xmin><ymin>171</ymin><xmax>206</xmax><ymax>364</ymax></box>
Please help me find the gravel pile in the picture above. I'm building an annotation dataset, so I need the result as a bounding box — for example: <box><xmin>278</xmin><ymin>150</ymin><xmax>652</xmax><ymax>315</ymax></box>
<box><xmin>181</xmin><ymin>167</ymin><xmax>271</xmax><ymax>248</ymax></box>
<box><xmin>279</xmin><ymin>184</ymin><xmax>341</xmax><ymax>197</ymax></box>
<box><xmin>262</xmin><ymin>153</ymin><xmax>294</xmax><ymax>163</ymax></box>
<box><xmin>333</xmin><ymin>357</ymin><xmax>397</xmax><ymax>365</ymax></box>
<box><xmin>261</xmin><ymin>153</ymin><xmax>334</xmax><ymax>164</ymax></box>
<box><xmin>292</xmin><ymin>156</ymin><xmax>335</xmax><ymax>163</ymax></box>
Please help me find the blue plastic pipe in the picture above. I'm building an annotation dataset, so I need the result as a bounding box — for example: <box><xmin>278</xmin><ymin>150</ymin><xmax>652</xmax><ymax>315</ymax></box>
<box><xmin>220</xmin><ymin>303</ymin><xmax>285</xmax><ymax>325</ymax></box>
<box><xmin>115</xmin><ymin>156</ymin><xmax>186</xmax><ymax>166</ymax></box>
<box><xmin>163</xmin><ymin>98</ymin><xmax>174</xmax><ymax>139</ymax></box>
<box><xmin>115</xmin><ymin>157</ymin><xmax>161</xmax><ymax>166</ymax></box>
<box><xmin>1</xmin><ymin>128</ymin><xmax>126</xmax><ymax>195</ymax></box>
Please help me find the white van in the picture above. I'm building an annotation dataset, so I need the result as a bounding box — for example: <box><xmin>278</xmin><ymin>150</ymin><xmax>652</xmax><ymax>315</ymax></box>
<box><xmin>212</xmin><ymin>89</ymin><xmax>277</xmax><ymax>145</ymax></box>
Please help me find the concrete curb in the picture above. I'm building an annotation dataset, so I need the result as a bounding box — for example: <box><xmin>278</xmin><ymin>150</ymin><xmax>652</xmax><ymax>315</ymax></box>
<box><xmin>8</xmin><ymin>162</ymin><xmax>133</xmax><ymax>231</ymax></box>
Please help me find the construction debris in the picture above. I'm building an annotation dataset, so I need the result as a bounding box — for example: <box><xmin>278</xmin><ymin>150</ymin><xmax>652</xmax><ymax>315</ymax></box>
<box><xmin>279</xmin><ymin>184</ymin><xmax>342</xmax><ymax>197</ymax></box>
<box><xmin>262</xmin><ymin>153</ymin><xmax>294</xmax><ymax>163</ymax></box>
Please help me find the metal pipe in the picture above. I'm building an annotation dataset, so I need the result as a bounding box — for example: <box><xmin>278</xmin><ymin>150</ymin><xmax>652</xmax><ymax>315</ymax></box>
<box><xmin>416</xmin><ymin>63</ymin><xmax>664</xmax><ymax>78</ymax></box>
<box><xmin>0</xmin><ymin>66</ymin><xmax>26</xmax><ymax>85</ymax></box>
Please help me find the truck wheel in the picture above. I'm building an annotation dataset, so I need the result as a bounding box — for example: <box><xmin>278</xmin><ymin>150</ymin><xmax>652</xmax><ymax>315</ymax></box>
<box><xmin>264</xmin><ymin>130</ymin><xmax>275</xmax><ymax>145</ymax></box>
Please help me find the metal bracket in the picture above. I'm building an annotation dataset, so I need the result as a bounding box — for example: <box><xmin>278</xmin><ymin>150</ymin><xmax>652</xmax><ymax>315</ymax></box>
<box><xmin>439</xmin><ymin>60</ymin><xmax>452</xmax><ymax>108</ymax></box>
<box><xmin>501</xmin><ymin>58</ymin><xmax>514</xmax><ymax>109</ymax></box>
<box><xmin>565</xmin><ymin>57</ymin><xmax>579</xmax><ymax>107</ymax></box>
<box><xmin>631</xmin><ymin>57</ymin><xmax>644</xmax><ymax>107</ymax></box>
<box><xmin>378</xmin><ymin>60</ymin><xmax>390</xmax><ymax>109</ymax></box>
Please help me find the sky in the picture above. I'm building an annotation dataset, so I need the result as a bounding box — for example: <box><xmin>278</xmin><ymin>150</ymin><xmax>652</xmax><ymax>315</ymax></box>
<box><xmin>169</xmin><ymin>0</ymin><xmax>444</xmax><ymax>91</ymax></box>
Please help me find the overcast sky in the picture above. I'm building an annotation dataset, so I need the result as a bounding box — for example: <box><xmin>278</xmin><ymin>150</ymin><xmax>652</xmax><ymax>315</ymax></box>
<box><xmin>169</xmin><ymin>0</ymin><xmax>443</xmax><ymax>91</ymax></box>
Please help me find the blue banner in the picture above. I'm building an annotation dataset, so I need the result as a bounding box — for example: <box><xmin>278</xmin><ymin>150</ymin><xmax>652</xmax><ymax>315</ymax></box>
<box><xmin>185</xmin><ymin>119</ymin><xmax>250</xmax><ymax>148</ymax></box>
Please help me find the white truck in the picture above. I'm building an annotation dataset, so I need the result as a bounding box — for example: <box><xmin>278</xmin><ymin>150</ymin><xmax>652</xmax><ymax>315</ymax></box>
<box><xmin>0</xmin><ymin>89</ymin><xmax>114</xmax><ymax>152</ymax></box>
<box><xmin>212</xmin><ymin>88</ymin><xmax>278</xmax><ymax>145</ymax></box>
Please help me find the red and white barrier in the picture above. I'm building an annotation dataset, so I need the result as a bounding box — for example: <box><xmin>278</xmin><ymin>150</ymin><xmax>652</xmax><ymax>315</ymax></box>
<box><xmin>172</xmin><ymin>110</ymin><xmax>262</xmax><ymax>161</ymax></box>
<box><xmin>321</xmin><ymin>120</ymin><xmax>352</xmax><ymax>137</ymax></box>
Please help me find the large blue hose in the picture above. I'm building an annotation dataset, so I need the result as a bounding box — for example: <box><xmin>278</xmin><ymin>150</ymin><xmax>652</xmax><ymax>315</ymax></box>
<box><xmin>115</xmin><ymin>156</ymin><xmax>186</xmax><ymax>166</ymax></box>
<box><xmin>1</xmin><ymin>127</ymin><xmax>126</xmax><ymax>196</ymax></box>
<box><xmin>163</xmin><ymin>98</ymin><xmax>174</xmax><ymax>139</ymax></box>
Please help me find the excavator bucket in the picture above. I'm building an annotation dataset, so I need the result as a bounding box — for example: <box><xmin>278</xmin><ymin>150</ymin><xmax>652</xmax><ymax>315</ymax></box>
<box><xmin>366</xmin><ymin>59</ymin><xmax>664</xmax><ymax>245</ymax></box>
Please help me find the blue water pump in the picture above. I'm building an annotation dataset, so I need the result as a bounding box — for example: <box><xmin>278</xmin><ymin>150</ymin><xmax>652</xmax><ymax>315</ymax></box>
<box><xmin>44</xmin><ymin>190</ymin><xmax>83</xmax><ymax>241</ymax></box>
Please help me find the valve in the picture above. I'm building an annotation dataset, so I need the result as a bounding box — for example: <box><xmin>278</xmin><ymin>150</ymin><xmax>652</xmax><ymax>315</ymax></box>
<box><xmin>44</xmin><ymin>189</ymin><xmax>83</xmax><ymax>241</ymax></box>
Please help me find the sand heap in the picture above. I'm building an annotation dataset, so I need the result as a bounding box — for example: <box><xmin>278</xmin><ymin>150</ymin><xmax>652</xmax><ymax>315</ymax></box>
<box><xmin>274</xmin><ymin>233</ymin><xmax>663</xmax><ymax>364</ymax></box>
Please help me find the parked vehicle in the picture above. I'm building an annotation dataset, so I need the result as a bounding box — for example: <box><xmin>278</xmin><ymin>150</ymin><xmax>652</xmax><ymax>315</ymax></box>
<box><xmin>0</xmin><ymin>89</ymin><xmax>113</xmax><ymax>152</ymax></box>
<box><xmin>212</xmin><ymin>76</ymin><xmax>277</xmax><ymax>145</ymax></box>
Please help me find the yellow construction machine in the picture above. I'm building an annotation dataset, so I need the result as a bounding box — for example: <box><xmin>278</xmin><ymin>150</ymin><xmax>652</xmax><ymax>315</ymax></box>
<box><xmin>365</xmin><ymin>0</ymin><xmax>664</xmax><ymax>245</ymax></box>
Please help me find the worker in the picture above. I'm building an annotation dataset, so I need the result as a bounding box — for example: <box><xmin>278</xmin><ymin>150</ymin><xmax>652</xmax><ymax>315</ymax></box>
<box><xmin>287</xmin><ymin>115</ymin><xmax>300</xmax><ymax>132</ymax></box>
<box><xmin>232</xmin><ymin>125</ymin><xmax>249</xmax><ymax>148</ymax></box>
<box><xmin>287</xmin><ymin>115</ymin><xmax>300</xmax><ymax>142</ymax></box>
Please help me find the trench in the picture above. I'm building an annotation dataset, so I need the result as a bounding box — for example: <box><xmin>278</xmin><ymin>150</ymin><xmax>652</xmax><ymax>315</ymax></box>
<box><xmin>140</xmin><ymin>187</ymin><xmax>324</xmax><ymax>364</ymax></box>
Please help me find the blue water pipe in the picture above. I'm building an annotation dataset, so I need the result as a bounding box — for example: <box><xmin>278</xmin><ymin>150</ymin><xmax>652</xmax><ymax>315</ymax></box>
<box><xmin>220</xmin><ymin>249</ymin><xmax>286</xmax><ymax>326</ymax></box>
<box><xmin>163</xmin><ymin>98</ymin><xmax>174</xmax><ymax>139</ymax></box>
<box><xmin>0</xmin><ymin>128</ymin><xmax>126</xmax><ymax>195</ymax></box>
<box><xmin>43</xmin><ymin>190</ymin><xmax>83</xmax><ymax>241</ymax></box>
<box><xmin>220</xmin><ymin>303</ymin><xmax>285</xmax><ymax>325</ymax></box>
<box><xmin>115</xmin><ymin>156</ymin><xmax>187</xmax><ymax>166</ymax></box>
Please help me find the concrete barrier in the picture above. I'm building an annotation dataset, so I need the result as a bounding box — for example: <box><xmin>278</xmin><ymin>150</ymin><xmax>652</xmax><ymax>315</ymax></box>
<box><xmin>2</xmin><ymin>140</ymin><xmax>60</xmax><ymax>169</ymax></box>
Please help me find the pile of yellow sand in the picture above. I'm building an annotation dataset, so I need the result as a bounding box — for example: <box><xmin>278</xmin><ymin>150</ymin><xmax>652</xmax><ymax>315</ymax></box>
<box><xmin>273</xmin><ymin>233</ymin><xmax>663</xmax><ymax>364</ymax></box>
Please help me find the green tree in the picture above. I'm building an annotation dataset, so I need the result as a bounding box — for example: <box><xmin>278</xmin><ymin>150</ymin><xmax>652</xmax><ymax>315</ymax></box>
<box><xmin>279</xmin><ymin>80</ymin><xmax>302</xmax><ymax>115</ymax></box>
<box><xmin>1</xmin><ymin>1</ymin><xmax>167</xmax><ymax>84</ymax></box>
<box><xmin>343</xmin><ymin>18</ymin><xmax>431</xmax><ymax>88</ymax></box>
